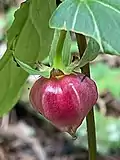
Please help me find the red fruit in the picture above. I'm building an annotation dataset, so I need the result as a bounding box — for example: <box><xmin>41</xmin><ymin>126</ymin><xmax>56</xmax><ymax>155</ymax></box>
<box><xmin>29</xmin><ymin>73</ymin><xmax>98</xmax><ymax>136</ymax></box>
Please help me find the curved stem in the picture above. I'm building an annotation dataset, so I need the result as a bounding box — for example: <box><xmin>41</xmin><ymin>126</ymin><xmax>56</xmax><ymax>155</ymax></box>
<box><xmin>53</xmin><ymin>30</ymin><xmax>66</xmax><ymax>69</ymax></box>
<box><xmin>76</xmin><ymin>34</ymin><xmax>97</xmax><ymax>160</ymax></box>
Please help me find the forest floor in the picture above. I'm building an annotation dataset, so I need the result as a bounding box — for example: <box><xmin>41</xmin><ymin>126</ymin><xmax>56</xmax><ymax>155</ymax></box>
<box><xmin>0</xmin><ymin>100</ymin><xmax>119</xmax><ymax>160</ymax></box>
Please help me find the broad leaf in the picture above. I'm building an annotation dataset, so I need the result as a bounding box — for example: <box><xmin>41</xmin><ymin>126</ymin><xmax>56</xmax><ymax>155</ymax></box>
<box><xmin>50</xmin><ymin>0</ymin><xmax>120</xmax><ymax>55</ymax></box>
<box><xmin>0</xmin><ymin>0</ymin><xmax>55</xmax><ymax>116</ymax></box>
<box><xmin>30</xmin><ymin>0</ymin><xmax>56</xmax><ymax>60</ymax></box>
<box><xmin>7</xmin><ymin>1</ymin><xmax>29</xmax><ymax>47</ymax></box>
<box><xmin>0</xmin><ymin>18</ymin><xmax>40</xmax><ymax>116</ymax></box>
<box><xmin>0</xmin><ymin>2</ymin><xmax>29</xmax><ymax>71</ymax></box>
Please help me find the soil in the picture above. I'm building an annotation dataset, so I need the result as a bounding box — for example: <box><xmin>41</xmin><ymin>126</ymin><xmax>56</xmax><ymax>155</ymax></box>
<box><xmin>0</xmin><ymin>101</ymin><xmax>119</xmax><ymax>160</ymax></box>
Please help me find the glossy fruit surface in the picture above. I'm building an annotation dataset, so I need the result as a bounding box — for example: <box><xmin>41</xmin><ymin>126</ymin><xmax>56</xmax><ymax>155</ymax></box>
<box><xmin>29</xmin><ymin>73</ymin><xmax>98</xmax><ymax>135</ymax></box>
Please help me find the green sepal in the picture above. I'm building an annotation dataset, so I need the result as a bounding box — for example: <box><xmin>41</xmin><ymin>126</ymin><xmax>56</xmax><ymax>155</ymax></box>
<box><xmin>49</xmin><ymin>29</ymin><xmax>72</xmax><ymax>73</ymax></box>
<box><xmin>12</xmin><ymin>55</ymin><xmax>52</xmax><ymax>78</ymax></box>
<box><xmin>65</xmin><ymin>38</ymin><xmax>100</xmax><ymax>73</ymax></box>
<box><xmin>78</xmin><ymin>38</ymin><xmax>100</xmax><ymax>67</ymax></box>
<box><xmin>49</xmin><ymin>30</ymin><xmax>60</xmax><ymax>66</ymax></box>
<box><xmin>62</xmin><ymin>31</ymin><xmax>72</xmax><ymax>67</ymax></box>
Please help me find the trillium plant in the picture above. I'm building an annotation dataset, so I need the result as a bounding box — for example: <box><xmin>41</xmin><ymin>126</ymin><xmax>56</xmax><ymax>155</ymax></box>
<box><xmin>0</xmin><ymin>0</ymin><xmax>120</xmax><ymax>159</ymax></box>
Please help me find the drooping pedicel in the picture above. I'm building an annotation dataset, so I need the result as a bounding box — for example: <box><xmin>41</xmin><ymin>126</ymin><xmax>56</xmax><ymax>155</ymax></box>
<box><xmin>29</xmin><ymin>73</ymin><xmax>98</xmax><ymax>136</ymax></box>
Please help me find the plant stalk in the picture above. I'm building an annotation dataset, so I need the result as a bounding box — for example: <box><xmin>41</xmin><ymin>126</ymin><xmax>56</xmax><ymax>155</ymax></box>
<box><xmin>76</xmin><ymin>34</ymin><xmax>97</xmax><ymax>160</ymax></box>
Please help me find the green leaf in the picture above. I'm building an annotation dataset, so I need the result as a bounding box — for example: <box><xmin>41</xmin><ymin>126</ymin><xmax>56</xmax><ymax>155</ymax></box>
<box><xmin>0</xmin><ymin>2</ymin><xmax>29</xmax><ymax>71</ymax></box>
<box><xmin>7</xmin><ymin>1</ymin><xmax>29</xmax><ymax>46</ymax></box>
<box><xmin>78</xmin><ymin>38</ymin><xmax>100</xmax><ymax>67</ymax></box>
<box><xmin>30</xmin><ymin>0</ymin><xmax>56</xmax><ymax>61</ymax></box>
<box><xmin>0</xmin><ymin>18</ymin><xmax>40</xmax><ymax>116</ymax></box>
<box><xmin>0</xmin><ymin>0</ymin><xmax>55</xmax><ymax>116</ymax></box>
<box><xmin>13</xmin><ymin>55</ymin><xmax>51</xmax><ymax>78</ymax></box>
<box><xmin>50</xmin><ymin>0</ymin><xmax>120</xmax><ymax>55</ymax></box>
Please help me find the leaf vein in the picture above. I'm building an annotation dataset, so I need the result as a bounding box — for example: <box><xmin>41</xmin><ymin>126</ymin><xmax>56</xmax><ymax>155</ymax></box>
<box><xmin>94</xmin><ymin>0</ymin><xmax>120</xmax><ymax>14</ymax></box>
<box><xmin>86</xmin><ymin>4</ymin><xmax>103</xmax><ymax>51</ymax></box>
<box><xmin>72</xmin><ymin>3</ymin><xmax>81</xmax><ymax>30</ymax></box>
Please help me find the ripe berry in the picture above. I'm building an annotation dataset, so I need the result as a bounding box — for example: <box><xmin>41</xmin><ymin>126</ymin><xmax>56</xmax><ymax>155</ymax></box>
<box><xmin>29</xmin><ymin>73</ymin><xmax>98</xmax><ymax>136</ymax></box>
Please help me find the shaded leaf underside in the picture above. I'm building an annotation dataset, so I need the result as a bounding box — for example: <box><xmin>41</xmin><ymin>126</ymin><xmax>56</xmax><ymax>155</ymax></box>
<box><xmin>50</xmin><ymin>0</ymin><xmax>120</xmax><ymax>55</ymax></box>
